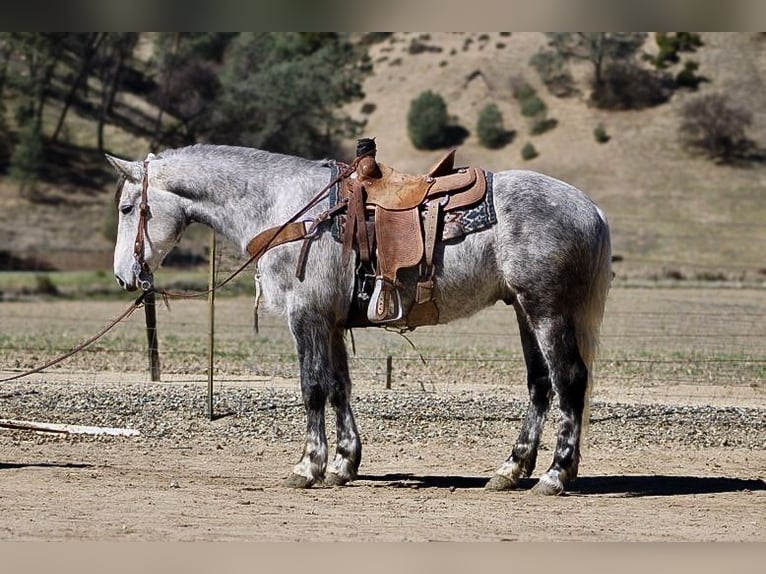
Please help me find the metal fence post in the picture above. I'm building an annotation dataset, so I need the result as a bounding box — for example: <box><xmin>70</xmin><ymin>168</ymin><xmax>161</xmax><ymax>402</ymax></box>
<box><xmin>207</xmin><ymin>231</ymin><xmax>216</xmax><ymax>420</ymax></box>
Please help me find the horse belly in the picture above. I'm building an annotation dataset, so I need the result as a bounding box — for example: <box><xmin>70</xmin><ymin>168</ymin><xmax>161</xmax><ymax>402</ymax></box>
<box><xmin>420</xmin><ymin>230</ymin><xmax>504</xmax><ymax>324</ymax></box>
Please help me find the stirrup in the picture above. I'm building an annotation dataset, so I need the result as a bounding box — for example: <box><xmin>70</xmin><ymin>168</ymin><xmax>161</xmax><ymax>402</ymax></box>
<box><xmin>367</xmin><ymin>277</ymin><xmax>403</xmax><ymax>323</ymax></box>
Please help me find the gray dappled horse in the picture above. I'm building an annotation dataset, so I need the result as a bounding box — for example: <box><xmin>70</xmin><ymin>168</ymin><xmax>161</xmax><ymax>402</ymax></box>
<box><xmin>108</xmin><ymin>144</ymin><xmax>611</xmax><ymax>495</ymax></box>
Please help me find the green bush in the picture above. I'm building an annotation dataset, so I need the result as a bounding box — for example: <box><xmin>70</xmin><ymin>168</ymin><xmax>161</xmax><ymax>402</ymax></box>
<box><xmin>675</xmin><ymin>60</ymin><xmax>707</xmax><ymax>90</ymax></box>
<box><xmin>530</xmin><ymin>118</ymin><xmax>558</xmax><ymax>135</ymax></box>
<box><xmin>520</xmin><ymin>94</ymin><xmax>546</xmax><ymax>118</ymax></box>
<box><xmin>654</xmin><ymin>32</ymin><xmax>703</xmax><ymax>69</ymax></box>
<box><xmin>476</xmin><ymin>103</ymin><xmax>511</xmax><ymax>149</ymax></box>
<box><xmin>513</xmin><ymin>80</ymin><xmax>557</xmax><ymax>136</ymax></box>
<box><xmin>407</xmin><ymin>90</ymin><xmax>450</xmax><ymax>150</ymax></box>
<box><xmin>514</xmin><ymin>82</ymin><xmax>547</xmax><ymax>118</ymax></box>
<box><xmin>520</xmin><ymin>142</ymin><xmax>538</xmax><ymax>161</ymax></box>
<box><xmin>594</xmin><ymin>123</ymin><xmax>611</xmax><ymax>143</ymax></box>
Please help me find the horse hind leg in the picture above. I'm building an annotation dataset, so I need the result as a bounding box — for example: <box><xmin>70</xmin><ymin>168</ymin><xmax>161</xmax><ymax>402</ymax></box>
<box><xmin>324</xmin><ymin>328</ymin><xmax>362</xmax><ymax>486</ymax></box>
<box><xmin>486</xmin><ymin>303</ymin><xmax>552</xmax><ymax>491</ymax></box>
<box><xmin>529</xmin><ymin>315</ymin><xmax>590</xmax><ymax>495</ymax></box>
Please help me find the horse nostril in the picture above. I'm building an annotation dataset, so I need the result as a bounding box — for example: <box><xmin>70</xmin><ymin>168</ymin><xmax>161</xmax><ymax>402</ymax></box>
<box><xmin>115</xmin><ymin>275</ymin><xmax>127</xmax><ymax>289</ymax></box>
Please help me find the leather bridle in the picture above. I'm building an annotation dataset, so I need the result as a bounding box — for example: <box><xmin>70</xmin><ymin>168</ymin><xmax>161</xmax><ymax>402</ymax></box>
<box><xmin>132</xmin><ymin>155</ymin><xmax>154</xmax><ymax>291</ymax></box>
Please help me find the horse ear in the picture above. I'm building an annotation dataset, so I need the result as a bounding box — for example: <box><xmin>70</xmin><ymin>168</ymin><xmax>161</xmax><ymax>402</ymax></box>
<box><xmin>105</xmin><ymin>154</ymin><xmax>144</xmax><ymax>182</ymax></box>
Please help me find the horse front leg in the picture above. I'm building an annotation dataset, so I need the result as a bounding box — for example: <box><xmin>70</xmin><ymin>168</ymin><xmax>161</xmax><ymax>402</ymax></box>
<box><xmin>285</xmin><ymin>311</ymin><xmax>333</xmax><ymax>488</ymax></box>
<box><xmin>325</xmin><ymin>329</ymin><xmax>362</xmax><ymax>486</ymax></box>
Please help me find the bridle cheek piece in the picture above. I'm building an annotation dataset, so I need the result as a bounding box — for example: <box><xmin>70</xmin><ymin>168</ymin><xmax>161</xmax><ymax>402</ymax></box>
<box><xmin>132</xmin><ymin>154</ymin><xmax>155</xmax><ymax>291</ymax></box>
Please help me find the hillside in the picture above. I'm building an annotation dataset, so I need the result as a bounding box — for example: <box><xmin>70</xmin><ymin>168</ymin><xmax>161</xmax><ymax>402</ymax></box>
<box><xmin>1</xmin><ymin>32</ymin><xmax>764</xmax><ymax>284</ymax></box>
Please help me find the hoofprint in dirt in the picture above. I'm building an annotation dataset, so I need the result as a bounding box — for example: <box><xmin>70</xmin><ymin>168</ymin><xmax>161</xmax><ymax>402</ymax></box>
<box><xmin>1</xmin><ymin>285</ymin><xmax>765</xmax><ymax>540</ymax></box>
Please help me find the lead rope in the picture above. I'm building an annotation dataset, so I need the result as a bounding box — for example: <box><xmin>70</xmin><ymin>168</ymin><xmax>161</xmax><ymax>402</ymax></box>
<box><xmin>0</xmin><ymin>292</ymin><xmax>149</xmax><ymax>383</ymax></box>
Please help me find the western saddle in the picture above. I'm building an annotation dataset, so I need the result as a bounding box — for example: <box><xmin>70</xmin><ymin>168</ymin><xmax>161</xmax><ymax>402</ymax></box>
<box><xmin>247</xmin><ymin>138</ymin><xmax>488</xmax><ymax>331</ymax></box>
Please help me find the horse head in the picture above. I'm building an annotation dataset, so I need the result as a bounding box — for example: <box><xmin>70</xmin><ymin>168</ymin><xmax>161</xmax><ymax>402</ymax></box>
<box><xmin>106</xmin><ymin>153</ymin><xmax>188</xmax><ymax>291</ymax></box>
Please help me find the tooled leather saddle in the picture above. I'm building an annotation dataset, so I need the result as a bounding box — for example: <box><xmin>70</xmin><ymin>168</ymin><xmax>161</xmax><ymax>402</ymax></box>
<box><xmin>335</xmin><ymin>138</ymin><xmax>491</xmax><ymax>330</ymax></box>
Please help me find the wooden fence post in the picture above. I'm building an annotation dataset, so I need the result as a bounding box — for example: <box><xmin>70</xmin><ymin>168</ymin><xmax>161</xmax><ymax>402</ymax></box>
<box><xmin>144</xmin><ymin>291</ymin><xmax>161</xmax><ymax>381</ymax></box>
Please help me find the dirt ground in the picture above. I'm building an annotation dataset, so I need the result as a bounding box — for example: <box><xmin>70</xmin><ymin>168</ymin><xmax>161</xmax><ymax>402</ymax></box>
<box><xmin>1</xmin><ymin>286</ymin><xmax>764</xmax><ymax>541</ymax></box>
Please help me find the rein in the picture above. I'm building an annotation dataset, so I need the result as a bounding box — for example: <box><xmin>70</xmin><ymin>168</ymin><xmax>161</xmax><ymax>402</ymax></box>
<box><xmin>0</xmin><ymin>292</ymin><xmax>149</xmax><ymax>383</ymax></box>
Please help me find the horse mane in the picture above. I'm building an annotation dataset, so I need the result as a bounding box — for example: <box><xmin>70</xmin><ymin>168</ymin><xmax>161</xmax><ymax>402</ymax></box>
<box><xmin>155</xmin><ymin>144</ymin><xmax>333</xmax><ymax>201</ymax></box>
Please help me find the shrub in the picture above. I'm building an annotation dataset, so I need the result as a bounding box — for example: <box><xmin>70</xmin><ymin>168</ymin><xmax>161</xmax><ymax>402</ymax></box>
<box><xmin>33</xmin><ymin>274</ymin><xmax>60</xmax><ymax>296</ymax></box>
<box><xmin>408</xmin><ymin>40</ymin><xmax>442</xmax><ymax>55</ymax></box>
<box><xmin>675</xmin><ymin>60</ymin><xmax>707</xmax><ymax>90</ymax></box>
<box><xmin>530</xmin><ymin>118</ymin><xmax>558</xmax><ymax>135</ymax></box>
<box><xmin>407</xmin><ymin>90</ymin><xmax>450</xmax><ymax>150</ymax></box>
<box><xmin>512</xmin><ymin>80</ymin><xmax>557</xmax><ymax>137</ymax></box>
<box><xmin>476</xmin><ymin>103</ymin><xmax>512</xmax><ymax>149</ymax></box>
<box><xmin>529</xmin><ymin>50</ymin><xmax>576</xmax><ymax>97</ymax></box>
<box><xmin>514</xmin><ymin>82</ymin><xmax>547</xmax><ymax>118</ymax></box>
<box><xmin>679</xmin><ymin>93</ymin><xmax>754</xmax><ymax>162</ymax></box>
<box><xmin>512</xmin><ymin>81</ymin><xmax>536</xmax><ymax>101</ymax></box>
<box><xmin>654</xmin><ymin>32</ymin><xmax>703</xmax><ymax>68</ymax></box>
<box><xmin>591</xmin><ymin>61</ymin><xmax>671</xmax><ymax>109</ymax></box>
<box><xmin>594</xmin><ymin>123</ymin><xmax>611</xmax><ymax>143</ymax></box>
<box><xmin>520</xmin><ymin>142</ymin><xmax>538</xmax><ymax>161</ymax></box>
<box><xmin>520</xmin><ymin>93</ymin><xmax>546</xmax><ymax>118</ymax></box>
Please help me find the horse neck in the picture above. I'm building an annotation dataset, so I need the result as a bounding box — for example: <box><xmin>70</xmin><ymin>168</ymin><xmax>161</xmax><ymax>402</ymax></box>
<box><xmin>163</xmin><ymin>150</ymin><xmax>322</xmax><ymax>254</ymax></box>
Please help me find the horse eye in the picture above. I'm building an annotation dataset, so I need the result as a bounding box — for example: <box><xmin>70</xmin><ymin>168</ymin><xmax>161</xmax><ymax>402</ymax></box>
<box><xmin>120</xmin><ymin>205</ymin><xmax>134</xmax><ymax>215</ymax></box>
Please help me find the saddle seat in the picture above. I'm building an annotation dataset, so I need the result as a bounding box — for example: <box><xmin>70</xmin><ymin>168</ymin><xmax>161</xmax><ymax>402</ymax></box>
<box><xmin>355</xmin><ymin>149</ymin><xmax>484</xmax><ymax>211</ymax></box>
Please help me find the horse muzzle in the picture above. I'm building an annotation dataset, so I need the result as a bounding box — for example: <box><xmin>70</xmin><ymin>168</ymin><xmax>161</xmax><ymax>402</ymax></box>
<box><xmin>114</xmin><ymin>262</ymin><xmax>154</xmax><ymax>292</ymax></box>
<box><xmin>114</xmin><ymin>274</ymin><xmax>137</xmax><ymax>291</ymax></box>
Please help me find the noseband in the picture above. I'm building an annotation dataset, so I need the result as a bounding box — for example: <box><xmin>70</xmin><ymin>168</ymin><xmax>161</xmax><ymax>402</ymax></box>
<box><xmin>132</xmin><ymin>154</ymin><xmax>155</xmax><ymax>291</ymax></box>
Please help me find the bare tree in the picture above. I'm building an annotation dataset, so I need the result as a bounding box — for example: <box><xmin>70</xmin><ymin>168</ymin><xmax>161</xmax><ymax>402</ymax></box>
<box><xmin>679</xmin><ymin>93</ymin><xmax>754</xmax><ymax>162</ymax></box>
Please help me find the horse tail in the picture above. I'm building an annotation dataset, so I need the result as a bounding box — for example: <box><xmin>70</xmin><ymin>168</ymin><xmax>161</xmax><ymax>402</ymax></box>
<box><xmin>577</xmin><ymin>208</ymin><xmax>612</xmax><ymax>438</ymax></box>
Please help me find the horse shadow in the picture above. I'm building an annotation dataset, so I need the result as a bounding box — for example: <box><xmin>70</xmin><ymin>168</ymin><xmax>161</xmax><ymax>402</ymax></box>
<box><xmin>357</xmin><ymin>473</ymin><xmax>766</xmax><ymax>497</ymax></box>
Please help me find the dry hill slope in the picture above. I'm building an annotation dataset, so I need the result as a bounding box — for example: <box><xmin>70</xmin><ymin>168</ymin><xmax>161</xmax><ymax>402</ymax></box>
<box><xmin>347</xmin><ymin>32</ymin><xmax>766</xmax><ymax>282</ymax></box>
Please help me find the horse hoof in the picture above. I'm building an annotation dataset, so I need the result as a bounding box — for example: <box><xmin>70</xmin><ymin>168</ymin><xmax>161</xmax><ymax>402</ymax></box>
<box><xmin>530</xmin><ymin>475</ymin><xmax>565</xmax><ymax>496</ymax></box>
<box><xmin>284</xmin><ymin>473</ymin><xmax>316</xmax><ymax>489</ymax></box>
<box><xmin>484</xmin><ymin>474</ymin><xmax>517</xmax><ymax>491</ymax></box>
<box><xmin>323</xmin><ymin>472</ymin><xmax>352</xmax><ymax>487</ymax></box>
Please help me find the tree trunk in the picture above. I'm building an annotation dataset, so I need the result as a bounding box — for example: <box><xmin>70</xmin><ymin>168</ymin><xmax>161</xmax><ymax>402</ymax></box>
<box><xmin>97</xmin><ymin>33</ymin><xmax>138</xmax><ymax>153</ymax></box>
<box><xmin>51</xmin><ymin>33</ymin><xmax>106</xmax><ymax>143</ymax></box>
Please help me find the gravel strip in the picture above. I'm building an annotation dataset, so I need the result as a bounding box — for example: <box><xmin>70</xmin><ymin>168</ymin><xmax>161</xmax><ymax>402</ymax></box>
<box><xmin>1</xmin><ymin>379</ymin><xmax>764</xmax><ymax>450</ymax></box>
